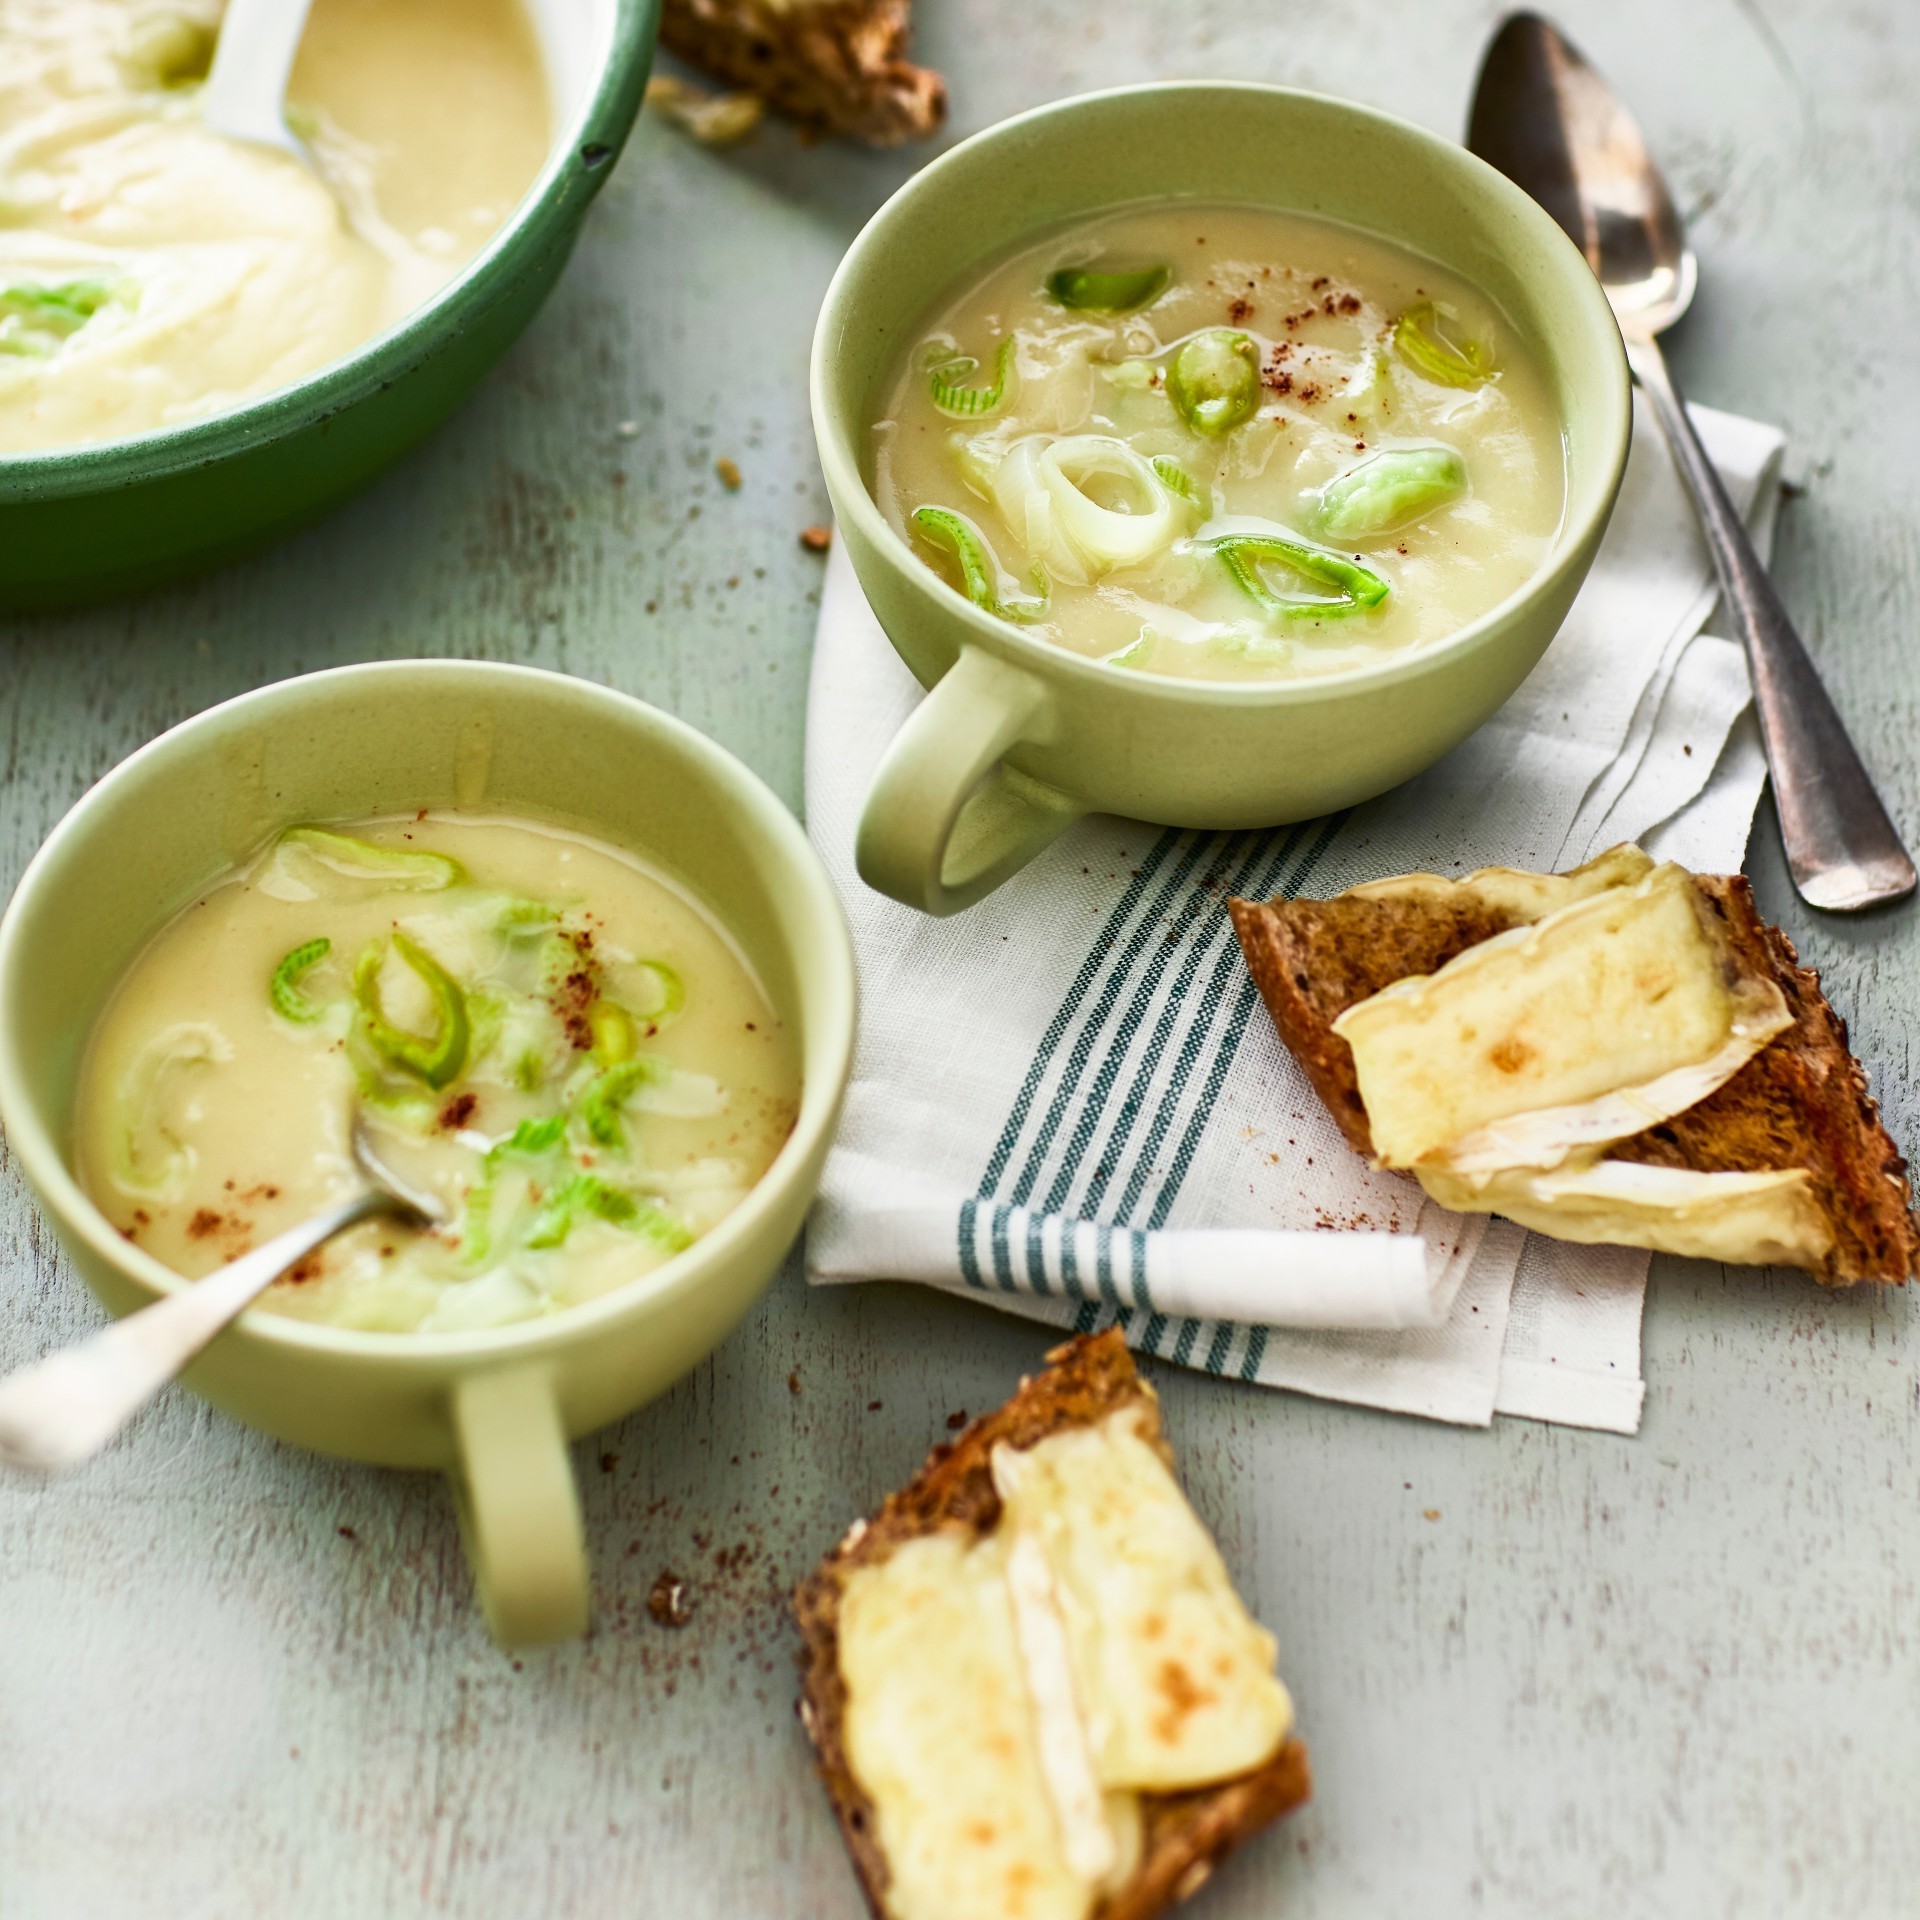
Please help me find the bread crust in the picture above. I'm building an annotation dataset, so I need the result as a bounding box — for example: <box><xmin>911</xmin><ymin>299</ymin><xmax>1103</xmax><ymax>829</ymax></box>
<box><xmin>659</xmin><ymin>0</ymin><xmax>946</xmax><ymax>145</ymax></box>
<box><xmin>1228</xmin><ymin>873</ymin><xmax>1919</xmax><ymax>1285</ymax></box>
<box><xmin>793</xmin><ymin>1331</ymin><xmax>1311</xmax><ymax>1919</ymax></box>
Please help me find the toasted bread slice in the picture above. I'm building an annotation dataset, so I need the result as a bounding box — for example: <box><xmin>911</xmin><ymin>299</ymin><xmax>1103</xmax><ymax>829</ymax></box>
<box><xmin>795</xmin><ymin>1331</ymin><xmax>1311</xmax><ymax>1920</ymax></box>
<box><xmin>659</xmin><ymin>0</ymin><xmax>946</xmax><ymax>145</ymax></box>
<box><xmin>1229</xmin><ymin>863</ymin><xmax>1918</xmax><ymax>1285</ymax></box>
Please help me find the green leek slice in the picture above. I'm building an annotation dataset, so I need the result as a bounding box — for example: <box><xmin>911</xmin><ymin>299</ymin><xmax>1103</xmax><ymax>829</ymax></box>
<box><xmin>1316</xmin><ymin>446</ymin><xmax>1467</xmax><ymax>539</ymax></box>
<box><xmin>929</xmin><ymin>339</ymin><xmax>1014</xmax><ymax>418</ymax></box>
<box><xmin>353</xmin><ymin>933</ymin><xmax>471</xmax><ymax>1089</ymax></box>
<box><xmin>0</xmin><ymin>282</ymin><xmax>116</xmax><ymax>359</ymax></box>
<box><xmin>1046</xmin><ymin>265</ymin><xmax>1170</xmax><ymax>312</ymax></box>
<box><xmin>576</xmin><ymin>1057</ymin><xmax>660</xmax><ymax>1148</ymax></box>
<box><xmin>1150</xmin><ymin>456</ymin><xmax>1210</xmax><ymax>518</ymax></box>
<box><xmin>269</xmin><ymin>938</ymin><xmax>331</xmax><ymax>1023</ymax></box>
<box><xmin>634</xmin><ymin>960</ymin><xmax>685</xmax><ymax>1021</ymax></box>
<box><xmin>524</xmin><ymin>1174</ymin><xmax>693</xmax><ymax>1253</ymax></box>
<box><xmin>911</xmin><ymin>506</ymin><xmax>1049</xmax><ymax>623</ymax></box>
<box><xmin>1206</xmin><ymin>534</ymin><xmax>1390</xmax><ymax>621</ymax></box>
<box><xmin>1391</xmin><ymin>302</ymin><xmax>1494</xmax><ymax>388</ymax></box>
<box><xmin>280</xmin><ymin>827</ymin><xmax>463</xmax><ymax>891</ymax></box>
<box><xmin>114</xmin><ymin>1022</ymin><xmax>230</xmax><ymax>1197</ymax></box>
<box><xmin>1167</xmin><ymin>331</ymin><xmax>1261</xmax><ymax>436</ymax></box>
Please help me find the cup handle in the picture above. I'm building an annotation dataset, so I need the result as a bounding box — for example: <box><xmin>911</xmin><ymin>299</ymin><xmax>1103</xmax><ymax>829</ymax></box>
<box><xmin>855</xmin><ymin>647</ymin><xmax>1086</xmax><ymax>915</ymax></box>
<box><xmin>449</xmin><ymin>1365</ymin><xmax>590</xmax><ymax>1647</ymax></box>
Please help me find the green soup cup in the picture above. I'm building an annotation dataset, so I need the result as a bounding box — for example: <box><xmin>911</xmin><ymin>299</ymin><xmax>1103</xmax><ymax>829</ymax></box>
<box><xmin>811</xmin><ymin>81</ymin><xmax>1632</xmax><ymax>915</ymax></box>
<box><xmin>0</xmin><ymin>662</ymin><xmax>855</xmax><ymax>1646</ymax></box>
<box><xmin>0</xmin><ymin>0</ymin><xmax>658</xmax><ymax>610</ymax></box>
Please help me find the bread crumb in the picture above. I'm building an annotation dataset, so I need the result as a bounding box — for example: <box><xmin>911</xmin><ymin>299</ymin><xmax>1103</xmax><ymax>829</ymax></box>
<box><xmin>800</xmin><ymin>524</ymin><xmax>832</xmax><ymax>553</ymax></box>
<box><xmin>645</xmin><ymin>74</ymin><xmax>764</xmax><ymax>147</ymax></box>
<box><xmin>648</xmin><ymin>1571</ymin><xmax>693</xmax><ymax>1627</ymax></box>
<box><xmin>716</xmin><ymin>457</ymin><xmax>742</xmax><ymax>490</ymax></box>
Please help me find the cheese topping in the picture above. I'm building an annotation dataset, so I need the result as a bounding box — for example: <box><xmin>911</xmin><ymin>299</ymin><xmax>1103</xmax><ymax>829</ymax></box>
<box><xmin>1343</xmin><ymin>842</ymin><xmax>1655</xmax><ymax>922</ymax></box>
<box><xmin>839</xmin><ymin>1531</ymin><xmax>1092</xmax><ymax>1920</ymax></box>
<box><xmin>991</xmin><ymin>1413</ymin><xmax>1294</xmax><ymax>1792</ymax></box>
<box><xmin>836</xmin><ymin>1409</ymin><xmax>1293</xmax><ymax>1920</ymax></box>
<box><xmin>1419</xmin><ymin>1159</ymin><xmax>1835</xmax><ymax>1268</ymax></box>
<box><xmin>1333</xmin><ymin>864</ymin><xmax>1777</xmax><ymax>1169</ymax></box>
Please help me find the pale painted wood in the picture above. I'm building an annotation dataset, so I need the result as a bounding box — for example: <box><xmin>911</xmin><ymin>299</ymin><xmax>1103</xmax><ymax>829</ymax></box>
<box><xmin>3</xmin><ymin>0</ymin><xmax>1917</xmax><ymax>1913</ymax></box>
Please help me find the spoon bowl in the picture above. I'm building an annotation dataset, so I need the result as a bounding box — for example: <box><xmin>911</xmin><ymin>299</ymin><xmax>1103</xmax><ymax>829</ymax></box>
<box><xmin>0</xmin><ymin>1110</ymin><xmax>445</xmax><ymax>1475</ymax></box>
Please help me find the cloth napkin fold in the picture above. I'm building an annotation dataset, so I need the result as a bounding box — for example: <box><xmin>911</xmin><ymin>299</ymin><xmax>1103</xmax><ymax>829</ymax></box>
<box><xmin>803</xmin><ymin>396</ymin><xmax>1785</xmax><ymax>1433</ymax></box>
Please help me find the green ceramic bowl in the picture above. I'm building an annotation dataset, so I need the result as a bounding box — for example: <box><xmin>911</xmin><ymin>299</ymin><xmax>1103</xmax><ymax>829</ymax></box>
<box><xmin>812</xmin><ymin>82</ymin><xmax>1633</xmax><ymax>914</ymax></box>
<box><xmin>0</xmin><ymin>662</ymin><xmax>856</xmax><ymax>1645</ymax></box>
<box><xmin>0</xmin><ymin>0</ymin><xmax>658</xmax><ymax>611</ymax></box>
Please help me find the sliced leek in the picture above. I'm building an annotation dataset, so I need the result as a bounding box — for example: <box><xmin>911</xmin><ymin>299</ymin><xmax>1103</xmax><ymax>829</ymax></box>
<box><xmin>0</xmin><ymin>281</ymin><xmax>116</xmax><ymax>358</ymax></box>
<box><xmin>279</xmin><ymin>826</ymin><xmax>463</xmax><ymax>891</ymax></box>
<box><xmin>269</xmin><ymin>938</ymin><xmax>331</xmax><ymax>1023</ymax></box>
<box><xmin>353</xmin><ymin>933</ymin><xmax>470</xmax><ymax>1088</ymax></box>
<box><xmin>1046</xmin><ymin>265</ymin><xmax>1170</xmax><ymax>312</ymax></box>
<box><xmin>984</xmin><ymin>436</ymin><xmax>1181</xmax><ymax>581</ymax></box>
<box><xmin>1315</xmin><ymin>445</ymin><xmax>1466</xmax><ymax>539</ymax></box>
<box><xmin>1167</xmin><ymin>330</ymin><xmax>1261</xmax><ymax>436</ymax></box>
<box><xmin>1206</xmin><ymin>533</ymin><xmax>1390</xmax><ymax>621</ymax></box>
<box><xmin>1150</xmin><ymin>456</ymin><xmax>1209</xmax><ymax>518</ymax></box>
<box><xmin>1392</xmin><ymin>302</ymin><xmax>1494</xmax><ymax>388</ymax></box>
<box><xmin>525</xmin><ymin>1174</ymin><xmax>692</xmax><ymax>1253</ymax></box>
<box><xmin>576</xmin><ymin>1057</ymin><xmax>660</xmax><ymax>1148</ymax></box>
<box><xmin>911</xmin><ymin>506</ymin><xmax>1050</xmax><ymax>622</ymax></box>
<box><xmin>929</xmin><ymin>338</ymin><xmax>1013</xmax><ymax>418</ymax></box>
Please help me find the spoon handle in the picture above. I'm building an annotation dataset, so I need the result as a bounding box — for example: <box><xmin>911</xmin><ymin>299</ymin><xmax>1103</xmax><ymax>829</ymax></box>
<box><xmin>199</xmin><ymin>0</ymin><xmax>317</xmax><ymax>154</ymax></box>
<box><xmin>0</xmin><ymin>1190</ymin><xmax>390</xmax><ymax>1474</ymax></box>
<box><xmin>1624</xmin><ymin>333</ymin><xmax>1916</xmax><ymax>912</ymax></box>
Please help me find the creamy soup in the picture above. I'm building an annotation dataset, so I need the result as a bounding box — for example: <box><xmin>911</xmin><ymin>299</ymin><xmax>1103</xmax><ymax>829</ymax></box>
<box><xmin>75</xmin><ymin>818</ymin><xmax>801</xmax><ymax>1334</ymax></box>
<box><xmin>872</xmin><ymin>204</ymin><xmax>1566</xmax><ymax>682</ymax></box>
<box><xmin>0</xmin><ymin>0</ymin><xmax>551</xmax><ymax>452</ymax></box>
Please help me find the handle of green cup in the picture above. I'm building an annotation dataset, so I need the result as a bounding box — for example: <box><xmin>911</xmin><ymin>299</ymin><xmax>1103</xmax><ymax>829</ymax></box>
<box><xmin>855</xmin><ymin>647</ymin><xmax>1086</xmax><ymax>915</ymax></box>
<box><xmin>449</xmin><ymin>1365</ymin><xmax>590</xmax><ymax>1647</ymax></box>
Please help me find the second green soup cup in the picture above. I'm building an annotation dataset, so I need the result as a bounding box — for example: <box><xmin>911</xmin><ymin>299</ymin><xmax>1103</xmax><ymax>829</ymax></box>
<box><xmin>0</xmin><ymin>662</ymin><xmax>855</xmax><ymax>1646</ymax></box>
<box><xmin>812</xmin><ymin>82</ymin><xmax>1632</xmax><ymax>914</ymax></box>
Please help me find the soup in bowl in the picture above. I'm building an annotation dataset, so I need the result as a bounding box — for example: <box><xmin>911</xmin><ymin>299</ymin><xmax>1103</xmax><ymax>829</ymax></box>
<box><xmin>0</xmin><ymin>662</ymin><xmax>854</xmax><ymax>1644</ymax></box>
<box><xmin>811</xmin><ymin>83</ymin><xmax>1631</xmax><ymax>913</ymax></box>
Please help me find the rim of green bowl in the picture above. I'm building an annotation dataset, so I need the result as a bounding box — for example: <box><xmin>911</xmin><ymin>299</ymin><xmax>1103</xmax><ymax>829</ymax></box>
<box><xmin>0</xmin><ymin>0</ymin><xmax>660</xmax><ymax>500</ymax></box>
<box><xmin>0</xmin><ymin>659</ymin><xmax>857</xmax><ymax>1365</ymax></box>
<box><xmin>811</xmin><ymin>79</ymin><xmax>1633</xmax><ymax>706</ymax></box>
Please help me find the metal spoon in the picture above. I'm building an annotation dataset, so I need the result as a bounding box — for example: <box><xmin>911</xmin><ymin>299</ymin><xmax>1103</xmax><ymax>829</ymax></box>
<box><xmin>198</xmin><ymin>0</ymin><xmax>318</xmax><ymax>161</ymax></box>
<box><xmin>0</xmin><ymin>1117</ymin><xmax>448</xmax><ymax>1473</ymax></box>
<box><xmin>1468</xmin><ymin>11</ymin><xmax>1916</xmax><ymax>913</ymax></box>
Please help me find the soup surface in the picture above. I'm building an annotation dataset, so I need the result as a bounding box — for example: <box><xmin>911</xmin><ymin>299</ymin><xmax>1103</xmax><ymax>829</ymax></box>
<box><xmin>872</xmin><ymin>203</ymin><xmax>1566</xmax><ymax>682</ymax></box>
<box><xmin>75</xmin><ymin>817</ymin><xmax>801</xmax><ymax>1334</ymax></box>
<box><xmin>0</xmin><ymin>0</ymin><xmax>551</xmax><ymax>452</ymax></box>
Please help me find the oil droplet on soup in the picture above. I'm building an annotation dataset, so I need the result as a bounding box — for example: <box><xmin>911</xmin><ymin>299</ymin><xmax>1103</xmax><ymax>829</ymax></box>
<box><xmin>74</xmin><ymin>816</ymin><xmax>801</xmax><ymax>1335</ymax></box>
<box><xmin>871</xmin><ymin>204</ymin><xmax>1566</xmax><ymax>683</ymax></box>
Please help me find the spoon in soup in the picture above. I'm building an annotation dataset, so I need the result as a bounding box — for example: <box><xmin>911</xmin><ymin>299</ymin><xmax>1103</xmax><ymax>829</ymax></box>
<box><xmin>0</xmin><ymin>1115</ymin><xmax>448</xmax><ymax>1473</ymax></box>
<box><xmin>1468</xmin><ymin>12</ymin><xmax>1916</xmax><ymax>913</ymax></box>
<box><xmin>198</xmin><ymin>0</ymin><xmax>319</xmax><ymax>161</ymax></box>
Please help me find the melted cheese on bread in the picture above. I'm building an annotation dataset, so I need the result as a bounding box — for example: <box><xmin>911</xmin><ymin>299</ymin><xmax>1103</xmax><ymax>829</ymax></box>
<box><xmin>836</xmin><ymin>1410</ymin><xmax>1291</xmax><ymax>1920</ymax></box>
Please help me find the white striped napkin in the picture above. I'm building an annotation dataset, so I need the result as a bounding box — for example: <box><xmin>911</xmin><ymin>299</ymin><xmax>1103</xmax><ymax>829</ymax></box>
<box><xmin>803</xmin><ymin>396</ymin><xmax>1784</xmax><ymax>1432</ymax></box>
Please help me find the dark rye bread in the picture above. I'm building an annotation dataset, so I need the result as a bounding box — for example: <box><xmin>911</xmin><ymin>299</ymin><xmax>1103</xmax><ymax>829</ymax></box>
<box><xmin>794</xmin><ymin>1331</ymin><xmax>1312</xmax><ymax>1920</ymax></box>
<box><xmin>660</xmin><ymin>0</ymin><xmax>946</xmax><ymax>145</ymax></box>
<box><xmin>1228</xmin><ymin>872</ymin><xmax>1920</xmax><ymax>1286</ymax></box>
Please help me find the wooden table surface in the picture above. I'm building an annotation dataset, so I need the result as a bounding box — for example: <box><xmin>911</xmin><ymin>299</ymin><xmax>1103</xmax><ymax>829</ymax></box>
<box><xmin>3</xmin><ymin>1</ymin><xmax>1916</xmax><ymax>1913</ymax></box>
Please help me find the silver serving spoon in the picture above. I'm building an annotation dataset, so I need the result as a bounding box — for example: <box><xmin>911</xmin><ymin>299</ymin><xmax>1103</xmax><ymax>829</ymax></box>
<box><xmin>1468</xmin><ymin>12</ymin><xmax>1916</xmax><ymax>914</ymax></box>
<box><xmin>198</xmin><ymin>0</ymin><xmax>318</xmax><ymax>160</ymax></box>
<box><xmin>0</xmin><ymin>1117</ymin><xmax>447</xmax><ymax>1473</ymax></box>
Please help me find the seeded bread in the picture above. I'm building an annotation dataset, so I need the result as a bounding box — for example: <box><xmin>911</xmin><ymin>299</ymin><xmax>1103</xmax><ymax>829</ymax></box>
<box><xmin>1228</xmin><ymin>872</ymin><xmax>1919</xmax><ymax>1285</ymax></box>
<box><xmin>793</xmin><ymin>1331</ymin><xmax>1312</xmax><ymax>1920</ymax></box>
<box><xmin>659</xmin><ymin>0</ymin><xmax>946</xmax><ymax>145</ymax></box>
